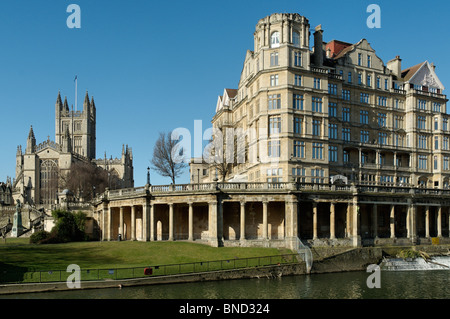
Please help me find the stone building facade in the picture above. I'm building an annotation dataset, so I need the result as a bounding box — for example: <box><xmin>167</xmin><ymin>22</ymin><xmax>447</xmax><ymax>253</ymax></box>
<box><xmin>90</xmin><ymin>13</ymin><xmax>449</xmax><ymax>249</ymax></box>
<box><xmin>12</xmin><ymin>91</ymin><xmax>134</xmax><ymax>207</ymax></box>
<box><xmin>197</xmin><ymin>13</ymin><xmax>450</xmax><ymax>188</ymax></box>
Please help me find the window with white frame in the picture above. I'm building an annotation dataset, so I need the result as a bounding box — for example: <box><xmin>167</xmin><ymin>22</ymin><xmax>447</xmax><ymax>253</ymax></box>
<box><xmin>270</xmin><ymin>74</ymin><xmax>279</xmax><ymax>86</ymax></box>
<box><xmin>312</xmin><ymin>119</ymin><xmax>321</xmax><ymax>136</ymax></box>
<box><xmin>329</xmin><ymin>145</ymin><xmax>338</xmax><ymax>162</ymax></box>
<box><xmin>270</xmin><ymin>52</ymin><xmax>279</xmax><ymax>66</ymax></box>
<box><xmin>361</xmin><ymin>130</ymin><xmax>369</xmax><ymax>143</ymax></box>
<box><xmin>311</xmin><ymin>168</ymin><xmax>324</xmax><ymax>183</ymax></box>
<box><xmin>418</xmin><ymin>135</ymin><xmax>427</xmax><ymax>149</ymax></box>
<box><xmin>268</xmin><ymin>140</ymin><xmax>280</xmax><ymax>157</ymax></box>
<box><xmin>293</xmin><ymin>94</ymin><xmax>303</xmax><ymax>110</ymax></box>
<box><xmin>293</xmin><ymin>140</ymin><xmax>305</xmax><ymax>158</ymax></box>
<box><xmin>329</xmin><ymin>123</ymin><xmax>338</xmax><ymax>139</ymax></box>
<box><xmin>269</xmin><ymin>116</ymin><xmax>281</xmax><ymax>135</ymax></box>
<box><xmin>312</xmin><ymin>143</ymin><xmax>323</xmax><ymax>159</ymax></box>
<box><xmin>328</xmin><ymin>102</ymin><xmax>337</xmax><ymax>117</ymax></box>
<box><xmin>271</xmin><ymin>32</ymin><xmax>280</xmax><ymax>48</ymax></box>
<box><xmin>417</xmin><ymin>116</ymin><xmax>426</xmax><ymax>129</ymax></box>
<box><xmin>418</xmin><ymin>155</ymin><xmax>427</xmax><ymax>170</ymax></box>
<box><xmin>292</xmin><ymin>167</ymin><xmax>306</xmax><ymax>182</ymax></box>
<box><xmin>312</xmin><ymin>97</ymin><xmax>322</xmax><ymax>112</ymax></box>
<box><xmin>418</xmin><ymin>99</ymin><xmax>427</xmax><ymax>110</ymax></box>
<box><xmin>294</xmin><ymin>51</ymin><xmax>302</xmax><ymax>67</ymax></box>
<box><xmin>293</xmin><ymin>31</ymin><xmax>300</xmax><ymax>48</ymax></box>
<box><xmin>268</xmin><ymin>94</ymin><xmax>281</xmax><ymax>110</ymax></box>
<box><xmin>294</xmin><ymin>117</ymin><xmax>302</xmax><ymax>134</ymax></box>
<box><xmin>267</xmin><ymin>168</ymin><xmax>283</xmax><ymax>182</ymax></box>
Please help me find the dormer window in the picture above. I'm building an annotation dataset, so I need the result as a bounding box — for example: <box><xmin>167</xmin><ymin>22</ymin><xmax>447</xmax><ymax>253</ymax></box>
<box><xmin>271</xmin><ymin>31</ymin><xmax>280</xmax><ymax>48</ymax></box>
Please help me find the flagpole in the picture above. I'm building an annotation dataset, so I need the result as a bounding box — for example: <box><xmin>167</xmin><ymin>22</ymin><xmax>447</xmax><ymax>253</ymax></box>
<box><xmin>74</xmin><ymin>75</ymin><xmax>78</xmax><ymax>112</ymax></box>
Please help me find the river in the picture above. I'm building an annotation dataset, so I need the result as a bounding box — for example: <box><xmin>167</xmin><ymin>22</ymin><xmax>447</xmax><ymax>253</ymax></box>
<box><xmin>2</xmin><ymin>269</ymin><xmax>449</xmax><ymax>299</ymax></box>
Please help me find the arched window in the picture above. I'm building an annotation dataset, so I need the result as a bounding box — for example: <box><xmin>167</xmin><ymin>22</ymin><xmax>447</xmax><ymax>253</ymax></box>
<box><xmin>39</xmin><ymin>159</ymin><xmax>59</xmax><ymax>206</ymax></box>
<box><xmin>271</xmin><ymin>31</ymin><xmax>280</xmax><ymax>48</ymax></box>
<box><xmin>293</xmin><ymin>31</ymin><xmax>300</xmax><ymax>47</ymax></box>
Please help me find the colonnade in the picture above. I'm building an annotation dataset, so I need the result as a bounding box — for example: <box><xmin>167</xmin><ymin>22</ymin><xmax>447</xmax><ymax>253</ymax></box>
<box><xmin>98</xmin><ymin>196</ymin><xmax>450</xmax><ymax>247</ymax></box>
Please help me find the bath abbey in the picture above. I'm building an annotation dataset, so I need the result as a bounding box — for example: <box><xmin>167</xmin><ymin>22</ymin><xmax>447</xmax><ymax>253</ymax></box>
<box><xmin>12</xmin><ymin>91</ymin><xmax>134</xmax><ymax>207</ymax></box>
<box><xmin>2</xmin><ymin>12</ymin><xmax>450</xmax><ymax>249</ymax></box>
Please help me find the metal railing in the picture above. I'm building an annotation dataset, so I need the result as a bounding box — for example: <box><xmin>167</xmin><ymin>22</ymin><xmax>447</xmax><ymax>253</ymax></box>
<box><xmin>0</xmin><ymin>254</ymin><xmax>301</xmax><ymax>284</ymax></box>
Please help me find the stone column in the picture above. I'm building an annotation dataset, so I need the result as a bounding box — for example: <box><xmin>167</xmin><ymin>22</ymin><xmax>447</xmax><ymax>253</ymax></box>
<box><xmin>330</xmin><ymin>202</ymin><xmax>336</xmax><ymax>240</ymax></box>
<box><xmin>150</xmin><ymin>204</ymin><xmax>155</xmax><ymax>241</ymax></box>
<box><xmin>425</xmin><ymin>206</ymin><xmax>430</xmax><ymax>238</ymax></box>
<box><xmin>188</xmin><ymin>202</ymin><xmax>194</xmax><ymax>241</ymax></box>
<box><xmin>285</xmin><ymin>197</ymin><xmax>298</xmax><ymax>241</ymax></box>
<box><xmin>240</xmin><ymin>201</ymin><xmax>246</xmax><ymax>241</ymax></box>
<box><xmin>262</xmin><ymin>200</ymin><xmax>269</xmax><ymax>240</ymax></box>
<box><xmin>168</xmin><ymin>203</ymin><xmax>174</xmax><ymax>241</ymax></box>
<box><xmin>142</xmin><ymin>202</ymin><xmax>149</xmax><ymax>241</ymax></box>
<box><xmin>101</xmin><ymin>202</ymin><xmax>108</xmax><ymax>241</ymax></box>
<box><xmin>346</xmin><ymin>203</ymin><xmax>352</xmax><ymax>238</ymax></box>
<box><xmin>352</xmin><ymin>200</ymin><xmax>360</xmax><ymax>247</ymax></box>
<box><xmin>408</xmin><ymin>203</ymin><xmax>418</xmax><ymax>244</ymax></box>
<box><xmin>313</xmin><ymin>202</ymin><xmax>318</xmax><ymax>240</ymax></box>
<box><xmin>390</xmin><ymin>205</ymin><xmax>395</xmax><ymax>239</ymax></box>
<box><xmin>208</xmin><ymin>200</ymin><xmax>223</xmax><ymax>247</ymax></box>
<box><xmin>131</xmin><ymin>205</ymin><xmax>136</xmax><ymax>241</ymax></box>
<box><xmin>437</xmin><ymin>206</ymin><xmax>442</xmax><ymax>237</ymax></box>
<box><xmin>406</xmin><ymin>204</ymin><xmax>411</xmax><ymax>239</ymax></box>
<box><xmin>119</xmin><ymin>206</ymin><xmax>124</xmax><ymax>240</ymax></box>
<box><xmin>372</xmin><ymin>204</ymin><xmax>378</xmax><ymax>238</ymax></box>
<box><xmin>448</xmin><ymin>207</ymin><xmax>450</xmax><ymax>238</ymax></box>
<box><xmin>107</xmin><ymin>207</ymin><xmax>112</xmax><ymax>241</ymax></box>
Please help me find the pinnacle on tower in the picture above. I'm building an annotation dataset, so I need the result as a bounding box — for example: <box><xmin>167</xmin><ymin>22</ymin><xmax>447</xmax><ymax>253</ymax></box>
<box><xmin>63</xmin><ymin>126</ymin><xmax>72</xmax><ymax>153</ymax></box>
<box><xmin>56</xmin><ymin>91</ymin><xmax>63</xmax><ymax>110</ymax></box>
<box><xmin>26</xmin><ymin>125</ymin><xmax>36</xmax><ymax>154</ymax></box>
<box><xmin>83</xmin><ymin>91</ymin><xmax>90</xmax><ymax>110</ymax></box>
<box><xmin>28</xmin><ymin>125</ymin><xmax>35</xmax><ymax>140</ymax></box>
<box><xmin>64</xmin><ymin>96</ymin><xmax>70</xmax><ymax>112</ymax></box>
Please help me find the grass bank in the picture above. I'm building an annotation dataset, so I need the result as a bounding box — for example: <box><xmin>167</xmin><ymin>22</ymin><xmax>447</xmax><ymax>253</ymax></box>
<box><xmin>0</xmin><ymin>240</ymin><xmax>291</xmax><ymax>272</ymax></box>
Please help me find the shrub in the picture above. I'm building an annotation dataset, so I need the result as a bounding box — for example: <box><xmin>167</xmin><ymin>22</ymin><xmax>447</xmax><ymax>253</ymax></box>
<box><xmin>29</xmin><ymin>230</ymin><xmax>51</xmax><ymax>244</ymax></box>
<box><xmin>397</xmin><ymin>249</ymin><xmax>421</xmax><ymax>259</ymax></box>
<box><xmin>49</xmin><ymin>210</ymin><xmax>88</xmax><ymax>243</ymax></box>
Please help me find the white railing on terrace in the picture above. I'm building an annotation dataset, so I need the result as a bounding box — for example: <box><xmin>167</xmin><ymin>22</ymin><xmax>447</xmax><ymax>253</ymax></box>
<box><xmin>98</xmin><ymin>182</ymin><xmax>450</xmax><ymax>200</ymax></box>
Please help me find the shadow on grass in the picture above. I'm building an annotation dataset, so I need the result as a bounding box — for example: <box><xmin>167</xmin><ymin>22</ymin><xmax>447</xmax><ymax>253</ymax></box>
<box><xmin>0</xmin><ymin>261</ymin><xmax>28</xmax><ymax>284</ymax></box>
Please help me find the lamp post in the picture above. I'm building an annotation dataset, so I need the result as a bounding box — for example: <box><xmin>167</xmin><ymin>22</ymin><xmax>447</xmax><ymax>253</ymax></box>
<box><xmin>147</xmin><ymin>167</ymin><xmax>151</xmax><ymax>186</ymax></box>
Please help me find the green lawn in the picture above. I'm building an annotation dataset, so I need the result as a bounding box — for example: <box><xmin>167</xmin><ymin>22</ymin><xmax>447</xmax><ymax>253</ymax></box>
<box><xmin>0</xmin><ymin>240</ymin><xmax>292</xmax><ymax>272</ymax></box>
<box><xmin>0</xmin><ymin>241</ymin><xmax>295</xmax><ymax>283</ymax></box>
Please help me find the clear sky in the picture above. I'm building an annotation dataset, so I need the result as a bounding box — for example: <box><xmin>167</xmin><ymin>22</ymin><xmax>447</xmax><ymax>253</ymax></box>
<box><xmin>0</xmin><ymin>0</ymin><xmax>449</xmax><ymax>187</ymax></box>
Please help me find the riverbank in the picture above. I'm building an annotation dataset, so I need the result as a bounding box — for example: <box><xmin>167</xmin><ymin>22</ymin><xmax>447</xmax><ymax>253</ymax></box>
<box><xmin>1</xmin><ymin>244</ymin><xmax>448</xmax><ymax>295</ymax></box>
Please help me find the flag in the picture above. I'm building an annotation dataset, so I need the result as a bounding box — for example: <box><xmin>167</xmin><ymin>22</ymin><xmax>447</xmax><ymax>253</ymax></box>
<box><xmin>74</xmin><ymin>75</ymin><xmax>77</xmax><ymax>82</ymax></box>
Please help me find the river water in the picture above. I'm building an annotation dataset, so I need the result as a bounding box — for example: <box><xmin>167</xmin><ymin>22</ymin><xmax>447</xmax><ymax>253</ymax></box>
<box><xmin>2</xmin><ymin>269</ymin><xmax>449</xmax><ymax>299</ymax></box>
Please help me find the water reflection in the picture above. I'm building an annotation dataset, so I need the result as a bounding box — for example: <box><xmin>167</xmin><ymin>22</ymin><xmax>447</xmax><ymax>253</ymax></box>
<box><xmin>1</xmin><ymin>270</ymin><xmax>448</xmax><ymax>299</ymax></box>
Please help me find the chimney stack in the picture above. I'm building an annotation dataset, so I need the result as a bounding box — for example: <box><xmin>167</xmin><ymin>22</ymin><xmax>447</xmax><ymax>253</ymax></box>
<box><xmin>387</xmin><ymin>55</ymin><xmax>402</xmax><ymax>78</ymax></box>
<box><xmin>313</xmin><ymin>25</ymin><xmax>324</xmax><ymax>67</ymax></box>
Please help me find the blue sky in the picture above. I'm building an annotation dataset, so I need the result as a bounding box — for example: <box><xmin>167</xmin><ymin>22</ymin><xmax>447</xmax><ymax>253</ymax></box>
<box><xmin>0</xmin><ymin>0</ymin><xmax>449</xmax><ymax>187</ymax></box>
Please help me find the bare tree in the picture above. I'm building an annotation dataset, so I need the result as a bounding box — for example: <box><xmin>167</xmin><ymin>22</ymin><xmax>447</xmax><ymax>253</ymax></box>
<box><xmin>204</xmin><ymin>136</ymin><xmax>231</xmax><ymax>182</ymax></box>
<box><xmin>151</xmin><ymin>131</ymin><xmax>188</xmax><ymax>184</ymax></box>
<box><xmin>61</xmin><ymin>161</ymin><xmax>121</xmax><ymax>201</ymax></box>
<box><xmin>204</xmin><ymin>126</ymin><xmax>247</xmax><ymax>182</ymax></box>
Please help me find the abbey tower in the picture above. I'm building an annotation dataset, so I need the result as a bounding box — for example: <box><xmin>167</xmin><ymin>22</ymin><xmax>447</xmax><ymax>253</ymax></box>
<box><xmin>13</xmin><ymin>91</ymin><xmax>134</xmax><ymax>207</ymax></box>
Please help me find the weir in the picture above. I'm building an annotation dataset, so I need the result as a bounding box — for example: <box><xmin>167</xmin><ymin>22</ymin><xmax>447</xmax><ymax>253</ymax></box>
<box><xmin>380</xmin><ymin>256</ymin><xmax>450</xmax><ymax>271</ymax></box>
